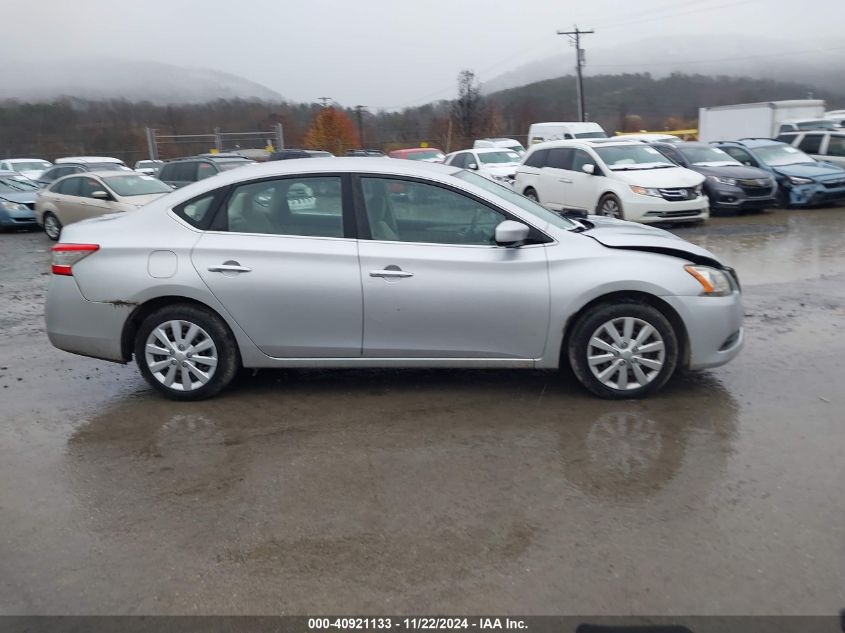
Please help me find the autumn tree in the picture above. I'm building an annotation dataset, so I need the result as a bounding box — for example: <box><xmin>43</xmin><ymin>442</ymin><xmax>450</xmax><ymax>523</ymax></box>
<box><xmin>303</xmin><ymin>107</ymin><xmax>360</xmax><ymax>155</ymax></box>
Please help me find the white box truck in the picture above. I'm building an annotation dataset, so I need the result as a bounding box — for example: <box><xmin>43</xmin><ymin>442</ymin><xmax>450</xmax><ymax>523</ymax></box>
<box><xmin>698</xmin><ymin>100</ymin><xmax>826</xmax><ymax>142</ymax></box>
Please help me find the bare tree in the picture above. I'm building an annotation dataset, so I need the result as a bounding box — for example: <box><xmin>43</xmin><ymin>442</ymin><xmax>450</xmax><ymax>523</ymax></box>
<box><xmin>451</xmin><ymin>70</ymin><xmax>484</xmax><ymax>147</ymax></box>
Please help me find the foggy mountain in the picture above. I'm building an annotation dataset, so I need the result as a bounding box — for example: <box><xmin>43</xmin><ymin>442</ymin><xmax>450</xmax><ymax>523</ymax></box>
<box><xmin>0</xmin><ymin>59</ymin><xmax>283</xmax><ymax>104</ymax></box>
<box><xmin>485</xmin><ymin>35</ymin><xmax>845</xmax><ymax>101</ymax></box>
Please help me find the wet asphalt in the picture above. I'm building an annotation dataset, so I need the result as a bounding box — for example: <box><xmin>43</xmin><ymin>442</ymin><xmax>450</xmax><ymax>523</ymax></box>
<box><xmin>0</xmin><ymin>208</ymin><xmax>843</xmax><ymax>615</ymax></box>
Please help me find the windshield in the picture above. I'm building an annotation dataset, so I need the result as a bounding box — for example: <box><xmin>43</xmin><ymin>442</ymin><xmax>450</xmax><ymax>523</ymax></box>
<box><xmin>796</xmin><ymin>120</ymin><xmax>837</xmax><ymax>131</ymax></box>
<box><xmin>0</xmin><ymin>176</ymin><xmax>40</xmax><ymax>193</ymax></box>
<box><xmin>680</xmin><ymin>146</ymin><xmax>741</xmax><ymax>166</ymax></box>
<box><xmin>10</xmin><ymin>161</ymin><xmax>51</xmax><ymax>172</ymax></box>
<box><xmin>87</xmin><ymin>163</ymin><xmax>131</xmax><ymax>171</ymax></box>
<box><xmin>455</xmin><ymin>171</ymin><xmax>577</xmax><ymax>231</ymax></box>
<box><xmin>217</xmin><ymin>160</ymin><xmax>254</xmax><ymax>171</ymax></box>
<box><xmin>405</xmin><ymin>150</ymin><xmax>444</xmax><ymax>161</ymax></box>
<box><xmin>575</xmin><ymin>131</ymin><xmax>607</xmax><ymax>139</ymax></box>
<box><xmin>103</xmin><ymin>174</ymin><xmax>172</xmax><ymax>196</ymax></box>
<box><xmin>478</xmin><ymin>151</ymin><xmax>521</xmax><ymax>164</ymax></box>
<box><xmin>507</xmin><ymin>146</ymin><xmax>526</xmax><ymax>156</ymax></box>
<box><xmin>596</xmin><ymin>145</ymin><xmax>676</xmax><ymax>170</ymax></box>
<box><xmin>755</xmin><ymin>145</ymin><xmax>815</xmax><ymax>166</ymax></box>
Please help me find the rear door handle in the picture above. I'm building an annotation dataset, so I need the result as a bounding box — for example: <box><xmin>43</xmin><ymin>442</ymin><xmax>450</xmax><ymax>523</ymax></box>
<box><xmin>559</xmin><ymin>178</ymin><xmax>573</xmax><ymax>183</ymax></box>
<box><xmin>208</xmin><ymin>262</ymin><xmax>252</xmax><ymax>273</ymax></box>
<box><xmin>370</xmin><ymin>269</ymin><xmax>414</xmax><ymax>279</ymax></box>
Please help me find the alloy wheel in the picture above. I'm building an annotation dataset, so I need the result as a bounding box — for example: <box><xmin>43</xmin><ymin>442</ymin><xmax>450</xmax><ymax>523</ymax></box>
<box><xmin>43</xmin><ymin>214</ymin><xmax>61</xmax><ymax>240</ymax></box>
<box><xmin>144</xmin><ymin>320</ymin><xmax>218</xmax><ymax>392</ymax></box>
<box><xmin>587</xmin><ymin>317</ymin><xmax>665</xmax><ymax>391</ymax></box>
<box><xmin>600</xmin><ymin>198</ymin><xmax>621</xmax><ymax>219</ymax></box>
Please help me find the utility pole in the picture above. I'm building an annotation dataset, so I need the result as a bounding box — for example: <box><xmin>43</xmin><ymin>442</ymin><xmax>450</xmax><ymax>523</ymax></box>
<box><xmin>556</xmin><ymin>25</ymin><xmax>595</xmax><ymax>122</ymax></box>
<box><xmin>354</xmin><ymin>105</ymin><xmax>367</xmax><ymax>148</ymax></box>
<box><xmin>318</xmin><ymin>97</ymin><xmax>332</xmax><ymax>108</ymax></box>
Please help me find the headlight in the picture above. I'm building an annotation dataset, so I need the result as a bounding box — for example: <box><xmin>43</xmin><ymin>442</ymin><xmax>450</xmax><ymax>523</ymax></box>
<box><xmin>1</xmin><ymin>200</ymin><xmax>28</xmax><ymax>211</ymax></box>
<box><xmin>706</xmin><ymin>175</ymin><xmax>737</xmax><ymax>186</ymax></box>
<box><xmin>630</xmin><ymin>185</ymin><xmax>662</xmax><ymax>197</ymax></box>
<box><xmin>684</xmin><ymin>265</ymin><xmax>733</xmax><ymax>297</ymax></box>
<box><xmin>694</xmin><ymin>183</ymin><xmax>703</xmax><ymax>195</ymax></box>
<box><xmin>788</xmin><ymin>176</ymin><xmax>814</xmax><ymax>185</ymax></box>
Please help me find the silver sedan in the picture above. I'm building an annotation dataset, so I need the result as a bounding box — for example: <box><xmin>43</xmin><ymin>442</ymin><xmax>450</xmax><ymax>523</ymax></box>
<box><xmin>45</xmin><ymin>158</ymin><xmax>743</xmax><ymax>400</ymax></box>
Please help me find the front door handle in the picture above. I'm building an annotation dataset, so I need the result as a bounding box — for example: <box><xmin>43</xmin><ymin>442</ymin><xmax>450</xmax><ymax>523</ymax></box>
<box><xmin>559</xmin><ymin>178</ymin><xmax>573</xmax><ymax>183</ymax></box>
<box><xmin>208</xmin><ymin>261</ymin><xmax>252</xmax><ymax>273</ymax></box>
<box><xmin>370</xmin><ymin>268</ymin><xmax>414</xmax><ymax>279</ymax></box>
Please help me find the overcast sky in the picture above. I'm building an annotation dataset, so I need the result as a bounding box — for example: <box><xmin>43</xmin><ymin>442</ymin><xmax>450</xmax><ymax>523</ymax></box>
<box><xmin>6</xmin><ymin>0</ymin><xmax>844</xmax><ymax>108</ymax></box>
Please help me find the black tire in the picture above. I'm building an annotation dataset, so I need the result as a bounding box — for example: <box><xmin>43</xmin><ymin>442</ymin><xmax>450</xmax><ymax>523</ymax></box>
<box><xmin>775</xmin><ymin>187</ymin><xmax>790</xmax><ymax>209</ymax></box>
<box><xmin>597</xmin><ymin>193</ymin><xmax>624</xmax><ymax>220</ymax></box>
<box><xmin>134</xmin><ymin>304</ymin><xmax>240</xmax><ymax>401</ymax></box>
<box><xmin>567</xmin><ymin>301</ymin><xmax>679</xmax><ymax>399</ymax></box>
<box><xmin>523</xmin><ymin>188</ymin><xmax>539</xmax><ymax>203</ymax></box>
<box><xmin>43</xmin><ymin>212</ymin><xmax>62</xmax><ymax>241</ymax></box>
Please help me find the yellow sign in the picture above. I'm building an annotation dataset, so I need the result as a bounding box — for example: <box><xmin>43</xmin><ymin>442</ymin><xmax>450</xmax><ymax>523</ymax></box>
<box><xmin>209</xmin><ymin>148</ymin><xmax>219</xmax><ymax>154</ymax></box>
<box><xmin>420</xmin><ymin>141</ymin><xmax>429</xmax><ymax>148</ymax></box>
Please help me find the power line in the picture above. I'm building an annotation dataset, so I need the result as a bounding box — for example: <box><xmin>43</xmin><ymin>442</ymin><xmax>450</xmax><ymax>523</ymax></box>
<box><xmin>587</xmin><ymin>44</ymin><xmax>845</xmax><ymax>68</ymax></box>
<box><xmin>596</xmin><ymin>0</ymin><xmax>762</xmax><ymax>29</ymax></box>
<box><xmin>557</xmin><ymin>26</ymin><xmax>595</xmax><ymax>122</ymax></box>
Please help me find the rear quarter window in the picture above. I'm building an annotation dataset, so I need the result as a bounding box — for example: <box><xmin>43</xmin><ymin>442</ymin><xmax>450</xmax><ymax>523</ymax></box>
<box><xmin>172</xmin><ymin>189</ymin><xmax>226</xmax><ymax>229</ymax></box>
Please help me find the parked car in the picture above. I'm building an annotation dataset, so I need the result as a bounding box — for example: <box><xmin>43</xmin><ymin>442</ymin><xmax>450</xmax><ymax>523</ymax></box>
<box><xmin>775</xmin><ymin>129</ymin><xmax>845</xmax><ymax>169</ymax></box>
<box><xmin>135</xmin><ymin>160</ymin><xmax>163</xmax><ymax>175</ymax></box>
<box><xmin>474</xmin><ymin>138</ymin><xmax>526</xmax><ymax>156</ymax></box>
<box><xmin>345</xmin><ymin>149</ymin><xmax>387</xmax><ymax>157</ymax></box>
<box><xmin>528</xmin><ymin>122</ymin><xmax>606</xmax><ymax>144</ymax></box>
<box><xmin>157</xmin><ymin>154</ymin><xmax>254</xmax><ymax>188</ymax></box>
<box><xmin>269</xmin><ymin>149</ymin><xmax>334</xmax><ymax>160</ymax></box>
<box><xmin>35</xmin><ymin>171</ymin><xmax>172</xmax><ymax>240</ymax></box>
<box><xmin>514</xmin><ymin>140</ymin><xmax>708</xmax><ymax>224</ymax></box>
<box><xmin>825</xmin><ymin>110</ymin><xmax>845</xmax><ymax>127</ymax></box>
<box><xmin>388</xmin><ymin>148</ymin><xmax>445</xmax><ymax>162</ymax></box>
<box><xmin>713</xmin><ymin>139</ymin><xmax>845</xmax><ymax>207</ymax></box>
<box><xmin>650</xmin><ymin>142</ymin><xmax>777</xmax><ymax>213</ymax></box>
<box><xmin>443</xmin><ymin>148</ymin><xmax>522</xmax><ymax>185</ymax></box>
<box><xmin>44</xmin><ymin>158</ymin><xmax>743</xmax><ymax>401</ymax></box>
<box><xmin>0</xmin><ymin>171</ymin><xmax>40</xmax><ymax>231</ymax></box>
<box><xmin>37</xmin><ymin>157</ymin><xmax>131</xmax><ymax>187</ymax></box>
<box><xmin>0</xmin><ymin>158</ymin><xmax>52</xmax><ymax>181</ymax></box>
<box><xmin>778</xmin><ymin>118</ymin><xmax>838</xmax><ymax>134</ymax></box>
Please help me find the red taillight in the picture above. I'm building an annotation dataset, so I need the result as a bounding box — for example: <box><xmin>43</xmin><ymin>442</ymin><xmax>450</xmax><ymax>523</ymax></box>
<box><xmin>51</xmin><ymin>243</ymin><xmax>99</xmax><ymax>275</ymax></box>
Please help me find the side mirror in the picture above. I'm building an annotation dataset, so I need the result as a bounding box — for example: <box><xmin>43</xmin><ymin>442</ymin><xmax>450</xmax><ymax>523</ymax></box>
<box><xmin>468</xmin><ymin>162</ymin><xmax>479</xmax><ymax>170</ymax></box>
<box><xmin>495</xmin><ymin>220</ymin><xmax>530</xmax><ymax>248</ymax></box>
<box><xmin>582</xmin><ymin>163</ymin><xmax>596</xmax><ymax>175</ymax></box>
<box><xmin>91</xmin><ymin>190</ymin><xmax>110</xmax><ymax>200</ymax></box>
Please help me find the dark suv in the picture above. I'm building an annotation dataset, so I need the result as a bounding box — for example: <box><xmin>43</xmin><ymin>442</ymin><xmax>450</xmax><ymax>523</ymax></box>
<box><xmin>268</xmin><ymin>149</ymin><xmax>333</xmax><ymax>160</ymax></box>
<box><xmin>158</xmin><ymin>154</ymin><xmax>254</xmax><ymax>189</ymax></box>
<box><xmin>651</xmin><ymin>141</ymin><xmax>777</xmax><ymax>213</ymax></box>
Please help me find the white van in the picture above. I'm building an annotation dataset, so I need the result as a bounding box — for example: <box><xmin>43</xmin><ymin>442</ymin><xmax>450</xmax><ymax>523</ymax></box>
<box><xmin>473</xmin><ymin>138</ymin><xmax>526</xmax><ymax>155</ymax></box>
<box><xmin>528</xmin><ymin>122</ymin><xmax>606</xmax><ymax>145</ymax></box>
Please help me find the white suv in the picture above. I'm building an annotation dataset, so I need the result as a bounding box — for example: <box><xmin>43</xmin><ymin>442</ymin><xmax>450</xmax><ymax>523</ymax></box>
<box><xmin>514</xmin><ymin>140</ymin><xmax>708</xmax><ymax>224</ymax></box>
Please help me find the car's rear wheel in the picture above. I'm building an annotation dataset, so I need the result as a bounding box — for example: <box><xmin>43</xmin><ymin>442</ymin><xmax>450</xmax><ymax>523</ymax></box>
<box><xmin>597</xmin><ymin>193</ymin><xmax>624</xmax><ymax>219</ymax></box>
<box><xmin>567</xmin><ymin>302</ymin><xmax>678</xmax><ymax>399</ymax></box>
<box><xmin>43</xmin><ymin>213</ymin><xmax>62</xmax><ymax>241</ymax></box>
<box><xmin>523</xmin><ymin>188</ymin><xmax>539</xmax><ymax>203</ymax></box>
<box><xmin>134</xmin><ymin>304</ymin><xmax>239</xmax><ymax>401</ymax></box>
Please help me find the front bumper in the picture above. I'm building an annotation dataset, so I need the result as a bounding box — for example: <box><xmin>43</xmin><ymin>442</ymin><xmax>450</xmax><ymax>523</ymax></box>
<box><xmin>788</xmin><ymin>182</ymin><xmax>845</xmax><ymax>207</ymax></box>
<box><xmin>0</xmin><ymin>208</ymin><xmax>38</xmax><ymax>229</ymax></box>
<box><xmin>663</xmin><ymin>291</ymin><xmax>744</xmax><ymax>370</ymax></box>
<box><xmin>706</xmin><ymin>182</ymin><xmax>777</xmax><ymax>211</ymax></box>
<box><xmin>45</xmin><ymin>275</ymin><xmax>133</xmax><ymax>363</ymax></box>
<box><xmin>624</xmin><ymin>195</ymin><xmax>710</xmax><ymax>224</ymax></box>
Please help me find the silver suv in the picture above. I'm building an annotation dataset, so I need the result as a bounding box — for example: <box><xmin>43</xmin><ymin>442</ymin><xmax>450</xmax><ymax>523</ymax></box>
<box><xmin>45</xmin><ymin>159</ymin><xmax>743</xmax><ymax>400</ymax></box>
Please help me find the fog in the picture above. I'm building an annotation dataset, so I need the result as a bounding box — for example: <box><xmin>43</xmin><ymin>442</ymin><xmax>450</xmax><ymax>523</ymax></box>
<box><xmin>4</xmin><ymin>0</ymin><xmax>843</xmax><ymax>107</ymax></box>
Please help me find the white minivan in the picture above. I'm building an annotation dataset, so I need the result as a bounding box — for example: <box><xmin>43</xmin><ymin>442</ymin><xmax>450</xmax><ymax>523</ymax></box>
<box><xmin>514</xmin><ymin>139</ymin><xmax>708</xmax><ymax>224</ymax></box>
<box><xmin>528</xmin><ymin>122</ymin><xmax>606</xmax><ymax>144</ymax></box>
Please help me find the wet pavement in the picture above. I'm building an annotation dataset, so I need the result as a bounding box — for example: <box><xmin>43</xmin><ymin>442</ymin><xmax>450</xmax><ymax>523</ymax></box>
<box><xmin>1</xmin><ymin>208</ymin><xmax>843</xmax><ymax>615</ymax></box>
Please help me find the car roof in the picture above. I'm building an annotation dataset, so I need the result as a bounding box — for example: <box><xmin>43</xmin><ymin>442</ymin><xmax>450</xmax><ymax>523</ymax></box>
<box><xmin>391</xmin><ymin>147</ymin><xmax>442</xmax><ymax>153</ymax></box>
<box><xmin>5</xmin><ymin>158</ymin><xmax>50</xmax><ymax>163</ymax></box>
<box><xmin>55</xmin><ymin>156</ymin><xmax>124</xmax><ymax>164</ymax></box>
<box><xmin>528</xmin><ymin>138</ymin><xmax>636</xmax><ymax>150</ymax></box>
<box><xmin>715</xmin><ymin>139</ymin><xmax>785</xmax><ymax>148</ymax></box>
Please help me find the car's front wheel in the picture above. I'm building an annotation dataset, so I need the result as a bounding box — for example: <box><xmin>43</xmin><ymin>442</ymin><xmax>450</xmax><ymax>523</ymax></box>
<box><xmin>567</xmin><ymin>301</ymin><xmax>679</xmax><ymax>399</ymax></box>
<box><xmin>597</xmin><ymin>193</ymin><xmax>624</xmax><ymax>220</ymax></box>
<box><xmin>43</xmin><ymin>212</ymin><xmax>62</xmax><ymax>241</ymax></box>
<box><xmin>134</xmin><ymin>304</ymin><xmax>240</xmax><ymax>401</ymax></box>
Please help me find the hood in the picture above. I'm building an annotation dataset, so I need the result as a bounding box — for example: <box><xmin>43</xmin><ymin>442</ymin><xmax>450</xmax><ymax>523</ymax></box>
<box><xmin>773</xmin><ymin>162</ymin><xmax>845</xmax><ymax>180</ymax></box>
<box><xmin>0</xmin><ymin>191</ymin><xmax>38</xmax><ymax>205</ymax></box>
<box><xmin>481</xmin><ymin>164</ymin><xmax>519</xmax><ymax>176</ymax></box>
<box><xmin>581</xmin><ymin>215</ymin><xmax>722</xmax><ymax>266</ymax></box>
<box><xmin>610</xmin><ymin>166</ymin><xmax>704</xmax><ymax>187</ymax></box>
<box><xmin>688</xmin><ymin>164</ymin><xmax>771</xmax><ymax>180</ymax></box>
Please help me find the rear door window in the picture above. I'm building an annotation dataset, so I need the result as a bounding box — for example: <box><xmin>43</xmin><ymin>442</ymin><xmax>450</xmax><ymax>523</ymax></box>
<box><xmin>546</xmin><ymin>147</ymin><xmax>574</xmax><ymax>170</ymax></box>
<box><xmin>57</xmin><ymin>177</ymin><xmax>82</xmax><ymax>196</ymax></box>
<box><xmin>523</xmin><ymin>149</ymin><xmax>549</xmax><ymax>168</ymax></box>
<box><xmin>826</xmin><ymin>135</ymin><xmax>845</xmax><ymax>157</ymax></box>
<box><xmin>196</xmin><ymin>162</ymin><xmax>217</xmax><ymax>181</ymax></box>
<box><xmin>798</xmin><ymin>134</ymin><xmax>824</xmax><ymax>155</ymax></box>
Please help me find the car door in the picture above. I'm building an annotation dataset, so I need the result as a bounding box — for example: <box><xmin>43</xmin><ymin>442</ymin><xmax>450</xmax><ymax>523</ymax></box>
<box><xmin>49</xmin><ymin>176</ymin><xmax>85</xmax><ymax>224</ymax></box>
<box><xmin>561</xmin><ymin>148</ymin><xmax>601</xmax><ymax>212</ymax></box>
<box><xmin>822</xmin><ymin>134</ymin><xmax>845</xmax><ymax>168</ymax></box>
<box><xmin>797</xmin><ymin>133</ymin><xmax>825</xmax><ymax>163</ymax></box>
<box><xmin>355</xmin><ymin>176</ymin><xmax>550</xmax><ymax>359</ymax></box>
<box><xmin>69</xmin><ymin>176</ymin><xmax>115</xmax><ymax>223</ymax></box>
<box><xmin>539</xmin><ymin>147</ymin><xmax>574</xmax><ymax>210</ymax></box>
<box><xmin>190</xmin><ymin>174</ymin><xmax>363</xmax><ymax>358</ymax></box>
